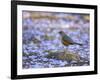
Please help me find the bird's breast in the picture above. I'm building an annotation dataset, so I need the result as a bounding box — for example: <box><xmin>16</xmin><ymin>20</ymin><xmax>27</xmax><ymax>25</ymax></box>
<box><xmin>62</xmin><ymin>39</ymin><xmax>72</xmax><ymax>46</ymax></box>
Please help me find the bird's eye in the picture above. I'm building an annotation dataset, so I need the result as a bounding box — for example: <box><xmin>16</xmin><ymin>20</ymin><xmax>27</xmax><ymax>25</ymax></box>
<box><xmin>59</xmin><ymin>31</ymin><xmax>62</xmax><ymax>34</ymax></box>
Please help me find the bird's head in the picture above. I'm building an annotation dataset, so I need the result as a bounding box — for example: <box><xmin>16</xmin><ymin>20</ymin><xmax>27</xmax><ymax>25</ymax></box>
<box><xmin>59</xmin><ymin>31</ymin><xmax>65</xmax><ymax>36</ymax></box>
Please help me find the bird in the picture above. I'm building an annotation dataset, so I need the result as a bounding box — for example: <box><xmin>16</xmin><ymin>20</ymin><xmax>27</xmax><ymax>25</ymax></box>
<box><xmin>59</xmin><ymin>31</ymin><xmax>82</xmax><ymax>46</ymax></box>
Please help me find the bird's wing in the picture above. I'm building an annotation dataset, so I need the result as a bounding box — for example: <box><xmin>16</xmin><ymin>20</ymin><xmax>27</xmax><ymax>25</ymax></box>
<box><xmin>63</xmin><ymin>35</ymin><xmax>75</xmax><ymax>43</ymax></box>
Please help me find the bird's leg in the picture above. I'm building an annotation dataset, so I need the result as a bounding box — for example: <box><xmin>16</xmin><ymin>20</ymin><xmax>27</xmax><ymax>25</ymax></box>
<box><xmin>65</xmin><ymin>46</ymin><xmax>69</xmax><ymax>51</ymax></box>
<box><xmin>63</xmin><ymin>46</ymin><xmax>65</xmax><ymax>50</ymax></box>
<box><xmin>63</xmin><ymin>46</ymin><xmax>69</xmax><ymax>52</ymax></box>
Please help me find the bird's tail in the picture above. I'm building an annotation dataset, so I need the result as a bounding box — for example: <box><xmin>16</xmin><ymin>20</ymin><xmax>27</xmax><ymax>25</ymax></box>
<box><xmin>75</xmin><ymin>43</ymin><xmax>83</xmax><ymax>46</ymax></box>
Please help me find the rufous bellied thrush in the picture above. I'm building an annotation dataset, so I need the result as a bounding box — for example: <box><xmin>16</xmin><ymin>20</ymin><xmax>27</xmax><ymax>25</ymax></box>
<box><xmin>59</xmin><ymin>31</ymin><xmax>82</xmax><ymax>46</ymax></box>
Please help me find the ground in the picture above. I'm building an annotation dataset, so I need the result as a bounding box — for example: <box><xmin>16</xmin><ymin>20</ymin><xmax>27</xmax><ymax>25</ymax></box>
<box><xmin>22</xmin><ymin>11</ymin><xmax>90</xmax><ymax>69</ymax></box>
